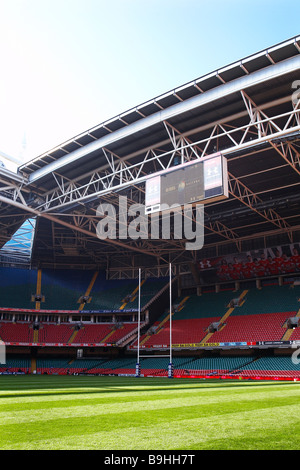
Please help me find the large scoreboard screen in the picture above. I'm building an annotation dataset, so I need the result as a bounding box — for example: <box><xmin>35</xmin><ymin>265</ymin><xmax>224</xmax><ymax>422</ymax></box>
<box><xmin>145</xmin><ymin>153</ymin><xmax>228</xmax><ymax>214</ymax></box>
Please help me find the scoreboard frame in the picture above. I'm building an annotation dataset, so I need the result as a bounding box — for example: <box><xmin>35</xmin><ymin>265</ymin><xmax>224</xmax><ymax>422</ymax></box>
<box><xmin>145</xmin><ymin>153</ymin><xmax>228</xmax><ymax>214</ymax></box>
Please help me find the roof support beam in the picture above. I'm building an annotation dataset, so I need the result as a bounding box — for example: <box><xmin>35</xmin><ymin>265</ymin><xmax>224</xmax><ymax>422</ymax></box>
<box><xmin>0</xmin><ymin>194</ymin><xmax>167</xmax><ymax>261</ymax></box>
<box><xmin>240</xmin><ymin>90</ymin><xmax>300</xmax><ymax>177</ymax></box>
<box><xmin>33</xmin><ymin>94</ymin><xmax>300</xmax><ymax>213</ymax></box>
<box><xmin>228</xmin><ymin>172</ymin><xmax>293</xmax><ymax>241</ymax></box>
<box><xmin>26</xmin><ymin>54</ymin><xmax>300</xmax><ymax>184</ymax></box>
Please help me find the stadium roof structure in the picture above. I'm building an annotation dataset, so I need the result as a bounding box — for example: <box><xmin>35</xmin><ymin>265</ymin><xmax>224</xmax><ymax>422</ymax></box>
<box><xmin>0</xmin><ymin>35</ymin><xmax>300</xmax><ymax>278</ymax></box>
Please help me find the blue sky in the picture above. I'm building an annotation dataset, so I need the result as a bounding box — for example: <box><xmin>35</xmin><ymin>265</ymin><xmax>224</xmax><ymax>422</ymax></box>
<box><xmin>0</xmin><ymin>0</ymin><xmax>299</xmax><ymax>169</ymax></box>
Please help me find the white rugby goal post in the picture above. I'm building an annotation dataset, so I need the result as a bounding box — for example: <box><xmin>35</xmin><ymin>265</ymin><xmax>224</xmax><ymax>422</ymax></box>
<box><xmin>136</xmin><ymin>263</ymin><xmax>173</xmax><ymax>378</ymax></box>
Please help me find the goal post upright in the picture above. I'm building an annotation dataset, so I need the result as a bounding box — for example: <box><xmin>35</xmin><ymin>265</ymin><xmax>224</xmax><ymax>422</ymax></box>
<box><xmin>136</xmin><ymin>264</ymin><xmax>173</xmax><ymax>378</ymax></box>
<box><xmin>168</xmin><ymin>262</ymin><xmax>173</xmax><ymax>378</ymax></box>
<box><xmin>135</xmin><ymin>267</ymin><xmax>141</xmax><ymax>378</ymax></box>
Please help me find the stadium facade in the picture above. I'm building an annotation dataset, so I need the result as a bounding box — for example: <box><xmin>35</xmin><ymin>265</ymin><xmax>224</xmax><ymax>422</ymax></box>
<box><xmin>0</xmin><ymin>35</ymin><xmax>300</xmax><ymax>379</ymax></box>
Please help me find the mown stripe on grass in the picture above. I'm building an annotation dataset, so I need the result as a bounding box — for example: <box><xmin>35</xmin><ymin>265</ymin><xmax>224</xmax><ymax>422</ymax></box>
<box><xmin>2</xmin><ymin>403</ymin><xmax>300</xmax><ymax>450</ymax></box>
<box><xmin>0</xmin><ymin>376</ymin><xmax>296</xmax><ymax>401</ymax></box>
<box><xmin>1</xmin><ymin>392</ymin><xmax>300</xmax><ymax>449</ymax></box>
<box><xmin>1</xmin><ymin>377</ymin><xmax>300</xmax><ymax>450</ymax></box>
<box><xmin>1</xmin><ymin>386</ymin><xmax>300</xmax><ymax>422</ymax></box>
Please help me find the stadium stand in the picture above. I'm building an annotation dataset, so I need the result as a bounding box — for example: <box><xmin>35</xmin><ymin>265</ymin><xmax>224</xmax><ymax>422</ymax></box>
<box><xmin>236</xmin><ymin>356</ymin><xmax>300</xmax><ymax>379</ymax></box>
<box><xmin>69</xmin><ymin>323</ymin><xmax>113</xmax><ymax>344</ymax></box>
<box><xmin>86</xmin><ymin>275</ymin><xmax>168</xmax><ymax>311</ymax></box>
<box><xmin>0</xmin><ymin>267</ymin><xmax>37</xmax><ymax>309</ymax></box>
<box><xmin>134</xmin><ymin>284</ymin><xmax>300</xmax><ymax>348</ymax></box>
<box><xmin>0</xmin><ymin>357</ymin><xmax>31</xmax><ymax>374</ymax></box>
<box><xmin>15</xmin><ymin>354</ymin><xmax>298</xmax><ymax>380</ymax></box>
<box><xmin>1</xmin><ymin>37</ymin><xmax>300</xmax><ymax>382</ymax></box>
<box><xmin>38</xmin><ymin>269</ymin><xmax>95</xmax><ymax>310</ymax></box>
<box><xmin>37</xmin><ymin>323</ymin><xmax>75</xmax><ymax>344</ymax></box>
<box><xmin>36</xmin><ymin>358</ymin><xmax>73</xmax><ymax>375</ymax></box>
<box><xmin>0</xmin><ymin>267</ymin><xmax>168</xmax><ymax>312</ymax></box>
<box><xmin>0</xmin><ymin>321</ymin><xmax>34</xmax><ymax>343</ymax></box>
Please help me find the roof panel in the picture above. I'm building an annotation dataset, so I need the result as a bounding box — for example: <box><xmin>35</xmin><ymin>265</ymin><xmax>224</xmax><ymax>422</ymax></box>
<box><xmin>18</xmin><ymin>36</ymin><xmax>300</xmax><ymax>197</ymax></box>
<box><xmin>19</xmin><ymin>35</ymin><xmax>300</xmax><ymax>180</ymax></box>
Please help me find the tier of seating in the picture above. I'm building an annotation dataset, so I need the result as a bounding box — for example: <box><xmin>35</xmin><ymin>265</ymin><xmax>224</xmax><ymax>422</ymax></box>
<box><xmin>0</xmin><ymin>357</ymin><xmax>31</xmax><ymax>373</ymax></box>
<box><xmin>2</xmin><ymin>355</ymin><xmax>298</xmax><ymax>379</ymax></box>
<box><xmin>0</xmin><ymin>322</ymin><xmax>34</xmax><ymax>343</ymax></box>
<box><xmin>38</xmin><ymin>323</ymin><xmax>75</xmax><ymax>344</ymax></box>
<box><xmin>136</xmin><ymin>318</ymin><xmax>218</xmax><ymax>347</ymax></box>
<box><xmin>1</xmin><ymin>283</ymin><xmax>300</xmax><ymax>347</ymax></box>
<box><xmin>0</xmin><ymin>267</ymin><xmax>37</xmax><ymax>309</ymax></box>
<box><xmin>86</xmin><ymin>278</ymin><xmax>139</xmax><ymax>311</ymax></box>
<box><xmin>0</xmin><ymin>267</ymin><xmax>168</xmax><ymax>311</ymax></box>
<box><xmin>0</xmin><ymin>321</ymin><xmax>138</xmax><ymax>345</ymax></box>
<box><xmin>95</xmin><ymin>354</ymin><xmax>300</xmax><ymax>379</ymax></box>
<box><xmin>290</xmin><ymin>327</ymin><xmax>300</xmax><ymax>341</ymax></box>
<box><xmin>1</xmin><ymin>272</ymin><xmax>300</xmax><ymax>382</ymax></box>
<box><xmin>38</xmin><ymin>269</ymin><xmax>93</xmax><ymax>310</ymax></box>
<box><xmin>71</xmin><ymin>324</ymin><xmax>113</xmax><ymax>344</ymax></box>
<box><xmin>135</xmin><ymin>284</ymin><xmax>300</xmax><ymax>348</ymax></box>
<box><xmin>232</xmin><ymin>356</ymin><xmax>300</xmax><ymax>378</ymax></box>
<box><xmin>230</xmin><ymin>284</ymin><xmax>300</xmax><ymax>316</ymax></box>
<box><xmin>210</xmin><ymin>312</ymin><xmax>294</xmax><ymax>343</ymax></box>
<box><xmin>86</xmin><ymin>276</ymin><xmax>167</xmax><ymax>311</ymax></box>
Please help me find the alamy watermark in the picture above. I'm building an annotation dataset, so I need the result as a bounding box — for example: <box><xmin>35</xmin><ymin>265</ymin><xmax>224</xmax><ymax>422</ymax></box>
<box><xmin>292</xmin><ymin>348</ymin><xmax>300</xmax><ymax>366</ymax></box>
<box><xmin>95</xmin><ymin>196</ymin><xmax>204</xmax><ymax>251</ymax></box>
<box><xmin>0</xmin><ymin>341</ymin><xmax>6</xmax><ymax>366</ymax></box>
<box><xmin>292</xmin><ymin>80</ymin><xmax>300</xmax><ymax>106</ymax></box>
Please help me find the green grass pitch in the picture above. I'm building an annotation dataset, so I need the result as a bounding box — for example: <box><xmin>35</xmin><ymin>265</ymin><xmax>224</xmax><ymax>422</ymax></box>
<box><xmin>0</xmin><ymin>375</ymin><xmax>300</xmax><ymax>450</ymax></box>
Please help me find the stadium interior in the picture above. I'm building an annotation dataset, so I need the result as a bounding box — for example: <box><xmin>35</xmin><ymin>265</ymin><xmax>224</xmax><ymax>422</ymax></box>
<box><xmin>1</xmin><ymin>35</ymin><xmax>300</xmax><ymax>380</ymax></box>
